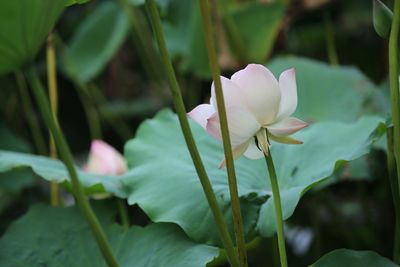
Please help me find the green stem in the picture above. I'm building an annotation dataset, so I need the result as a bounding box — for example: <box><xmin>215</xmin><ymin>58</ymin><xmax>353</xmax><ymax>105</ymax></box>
<box><xmin>74</xmin><ymin>82</ymin><xmax>102</xmax><ymax>140</ymax></box>
<box><xmin>46</xmin><ymin>32</ymin><xmax>61</xmax><ymax>206</ymax></box>
<box><xmin>324</xmin><ymin>12</ymin><xmax>339</xmax><ymax>66</ymax></box>
<box><xmin>117</xmin><ymin>199</ymin><xmax>130</xmax><ymax>231</ymax></box>
<box><xmin>198</xmin><ymin>1</ymin><xmax>248</xmax><ymax>266</ymax></box>
<box><xmin>264</xmin><ymin>151</ymin><xmax>288</xmax><ymax>267</ymax></box>
<box><xmin>25</xmin><ymin>67</ymin><xmax>120</xmax><ymax>267</ymax></box>
<box><xmin>145</xmin><ymin>1</ymin><xmax>239</xmax><ymax>266</ymax></box>
<box><xmin>387</xmin><ymin>126</ymin><xmax>400</xmax><ymax>263</ymax></box>
<box><xmin>88</xmin><ymin>83</ymin><xmax>133</xmax><ymax>140</ymax></box>
<box><xmin>118</xmin><ymin>0</ymin><xmax>163</xmax><ymax>83</ymax></box>
<box><xmin>389</xmin><ymin>1</ymin><xmax>400</xmax><ymax>263</ymax></box>
<box><xmin>15</xmin><ymin>71</ymin><xmax>47</xmax><ymax>155</ymax></box>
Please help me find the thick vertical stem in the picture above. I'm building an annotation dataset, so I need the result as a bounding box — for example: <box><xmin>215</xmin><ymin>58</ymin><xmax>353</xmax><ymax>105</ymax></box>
<box><xmin>387</xmin><ymin>127</ymin><xmax>400</xmax><ymax>263</ymax></box>
<box><xmin>25</xmin><ymin>67</ymin><xmax>119</xmax><ymax>267</ymax></box>
<box><xmin>264</xmin><ymin>151</ymin><xmax>288</xmax><ymax>267</ymax></box>
<box><xmin>145</xmin><ymin>1</ymin><xmax>239</xmax><ymax>266</ymax></box>
<box><xmin>46</xmin><ymin>33</ymin><xmax>60</xmax><ymax>206</ymax></box>
<box><xmin>388</xmin><ymin>1</ymin><xmax>400</xmax><ymax>263</ymax></box>
<box><xmin>198</xmin><ymin>1</ymin><xmax>248</xmax><ymax>266</ymax></box>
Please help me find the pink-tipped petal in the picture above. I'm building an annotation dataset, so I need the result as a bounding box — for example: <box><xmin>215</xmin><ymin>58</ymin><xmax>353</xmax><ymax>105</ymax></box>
<box><xmin>211</xmin><ymin>76</ymin><xmax>243</xmax><ymax>110</ymax></box>
<box><xmin>267</xmin><ymin>117</ymin><xmax>308</xmax><ymax>136</ymax></box>
<box><xmin>243</xmin><ymin>139</ymin><xmax>264</xmax><ymax>159</ymax></box>
<box><xmin>85</xmin><ymin>140</ymin><xmax>128</xmax><ymax>175</ymax></box>
<box><xmin>187</xmin><ymin>104</ymin><xmax>215</xmax><ymax>129</ymax></box>
<box><xmin>277</xmin><ymin>68</ymin><xmax>298</xmax><ymax>120</ymax></box>
<box><xmin>231</xmin><ymin>64</ymin><xmax>281</xmax><ymax>125</ymax></box>
<box><xmin>206</xmin><ymin>106</ymin><xmax>261</xmax><ymax>147</ymax></box>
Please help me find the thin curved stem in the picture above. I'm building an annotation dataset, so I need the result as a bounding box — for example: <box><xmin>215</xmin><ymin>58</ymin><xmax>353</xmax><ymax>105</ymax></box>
<box><xmin>145</xmin><ymin>1</ymin><xmax>239</xmax><ymax>266</ymax></box>
<box><xmin>25</xmin><ymin>67</ymin><xmax>119</xmax><ymax>267</ymax></box>
<box><xmin>264</xmin><ymin>151</ymin><xmax>288</xmax><ymax>267</ymax></box>
<box><xmin>87</xmin><ymin>83</ymin><xmax>133</xmax><ymax>140</ymax></box>
<box><xmin>324</xmin><ymin>12</ymin><xmax>339</xmax><ymax>66</ymax></box>
<box><xmin>46</xmin><ymin>32</ymin><xmax>61</xmax><ymax>206</ymax></box>
<box><xmin>117</xmin><ymin>0</ymin><xmax>163</xmax><ymax>83</ymax></box>
<box><xmin>388</xmin><ymin>1</ymin><xmax>400</xmax><ymax>263</ymax></box>
<box><xmin>15</xmin><ymin>71</ymin><xmax>47</xmax><ymax>155</ymax></box>
<box><xmin>117</xmin><ymin>199</ymin><xmax>130</xmax><ymax>231</ymax></box>
<box><xmin>74</xmin><ymin>82</ymin><xmax>102</xmax><ymax>140</ymax></box>
<box><xmin>198</xmin><ymin>1</ymin><xmax>248</xmax><ymax>266</ymax></box>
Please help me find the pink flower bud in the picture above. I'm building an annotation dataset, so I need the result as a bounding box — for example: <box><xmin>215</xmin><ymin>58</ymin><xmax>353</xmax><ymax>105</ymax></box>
<box><xmin>84</xmin><ymin>140</ymin><xmax>127</xmax><ymax>175</ymax></box>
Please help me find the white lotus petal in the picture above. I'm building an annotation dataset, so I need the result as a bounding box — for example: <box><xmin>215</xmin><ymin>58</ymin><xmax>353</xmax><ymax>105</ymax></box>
<box><xmin>187</xmin><ymin>104</ymin><xmax>215</xmax><ymax>129</ymax></box>
<box><xmin>206</xmin><ymin>106</ymin><xmax>260</xmax><ymax>147</ymax></box>
<box><xmin>219</xmin><ymin>141</ymin><xmax>250</xmax><ymax>168</ymax></box>
<box><xmin>211</xmin><ymin>76</ymin><xmax>243</xmax><ymax>110</ymax></box>
<box><xmin>231</xmin><ymin>64</ymin><xmax>281</xmax><ymax>125</ymax></box>
<box><xmin>267</xmin><ymin>117</ymin><xmax>308</xmax><ymax>136</ymax></box>
<box><xmin>277</xmin><ymin>68</ymin><xmax>298</xmax><ymax>120</ymax></box>
<box><xmin>243</xmin><ymin>139</ymin><xmax>264</xmax><ymax>159</ymax></box>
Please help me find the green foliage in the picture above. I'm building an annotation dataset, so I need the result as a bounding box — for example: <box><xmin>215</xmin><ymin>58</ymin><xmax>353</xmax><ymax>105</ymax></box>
<box><xmin>0</xmin><ymin>203</ymin><xmax>218</xmax><ymax>267</ymax></box>
<box><xmin>373</xmin><ymin>0</ymin><xmax>393</xmax><ymax>39</ymax></box>
<box><xmin>310</xmin><ymin>249</ymin><xmax>398</xmax><ymax>267</ymax></box>
<box><xmin>0</xmin><ymin>150</ymin><xmax>127</xmax><ymax>197</ymax></box>
<box><xmin>0</xmin><ymin>123</ymin><xmax>31</xmax><ymax>153</ymax></box>
<box><xmin>161</xmin><ymin>0</ymin><xmax>285</xmax><ymax>77</ymax></box>
<box><xmin>0</xmin><ymin>0</ymin><xmax>66</xmax><ymax>75</ymax></box>
<box><xmin>122</xmin><ymin>109</ymin><xmax>384</xmax><ymax>245</ymax></box>
<box><xmin>63</xmin><ymin>1</ymin><xmax>129</xmax><ymax>83</ymax></box>
<box><xmin>0</xmin><ymin>124</ymin><xmax>34</xmax><ymax>193</ymax></box>
<box><xmin>66</xmin><ymin>0</ymin><xmax>91</xmax><ymax>6</ymax></box>
<box><xmin>223</xmin><ymin>1</ymin><xmax>285</xmax><ymax>62</ymax></box>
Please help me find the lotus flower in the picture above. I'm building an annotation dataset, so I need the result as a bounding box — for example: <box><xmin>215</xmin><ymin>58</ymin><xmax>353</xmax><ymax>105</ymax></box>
<box><xmin>188</xmin><ymin>64</ymin><xmax>307</xmax><ymax>164</ymax></box>
<box><xmin>84</xmin><ymin>140</ymin><xmax>128</xmax><ymax>175</ymax></box>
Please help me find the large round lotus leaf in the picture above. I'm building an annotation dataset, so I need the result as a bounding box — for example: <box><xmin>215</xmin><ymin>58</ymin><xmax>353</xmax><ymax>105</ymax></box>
<box><xmin>0</xmin><ymin>0</ymin><xmax>67</xmax><ymax>75</ymax></box>
<box><xmin>62</xmin><ymin>1</ymin><xmax>129</xmax><ymax>83</ymax></box>
<box><xmin>309</xmin><ymin>249</ymin><xmax>398</xmax><ymax>267</ymax></box>
<box><xmin>123</xmin><ymin>110</ymin><xmax>384</xmax><ymax>245</ymax></box>
<box><xmin>0</xmin><ymin>203</ymin><xmax>218</xmax><ymax>267</ymax></box>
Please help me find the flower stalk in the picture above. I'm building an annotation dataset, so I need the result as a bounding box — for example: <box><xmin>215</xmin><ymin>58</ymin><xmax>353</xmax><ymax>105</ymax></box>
<box><xmin>145</xmin><ymin>1</ymin><xmax>240</xmax><ymax>266</ymax></box>
<box><xmin>388</xmin><ymin>1</ymin><xmax>400</xmax><ymax>263</ymax></box>
<box><xmin>264</xmin><ymin>147</ymin><xmax>288</xmax><ymax>267</ymax></box>
<box><xmin>198</xmin><ymin>1</ymin><xmax>248</xmax><ymax>266</ymax></box>
<box><xmin>387</xmin><ymin>126</ymin><xmax>400</xmax><ymax>262</ymax></box>
<box><xmin>46</xmin><ymin>32</ymin><xmax>61</xmax><ymax>206</ymax></box>
<box><xmin>25</xmin><ymin>67</ymin><xmax>120</xmax><ymax>267</ymax></box>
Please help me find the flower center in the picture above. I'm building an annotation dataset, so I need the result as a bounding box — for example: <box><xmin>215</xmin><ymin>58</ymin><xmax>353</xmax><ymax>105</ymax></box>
<box><xmin>255</xmin><ymin>128</ymin><xmax>270</xmax><ymax>156</ymax></box>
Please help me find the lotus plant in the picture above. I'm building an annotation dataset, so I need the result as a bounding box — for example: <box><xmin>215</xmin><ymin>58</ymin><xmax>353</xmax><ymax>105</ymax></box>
<box><xmin>188</xmin><ymin>64</ymin><xmax>308</xmax><ymax>164</ymax></box>
<box><xmin>84</xmin><ymin>140</ymin><xmax>128</xmax><ymax>175</ymax></box>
